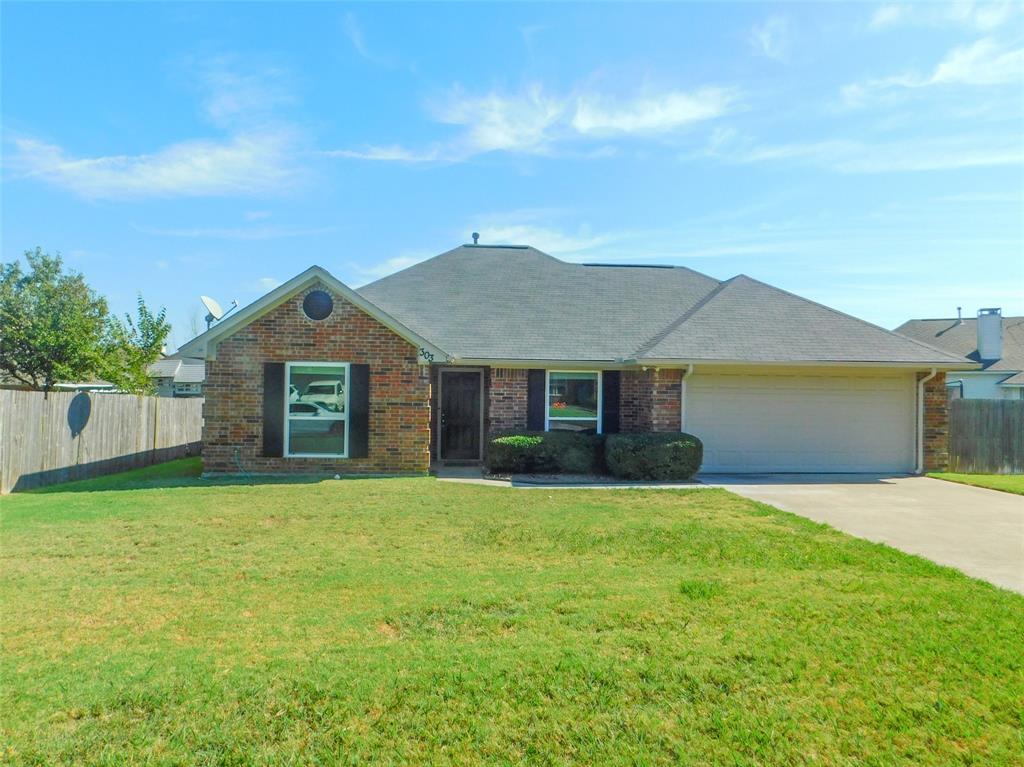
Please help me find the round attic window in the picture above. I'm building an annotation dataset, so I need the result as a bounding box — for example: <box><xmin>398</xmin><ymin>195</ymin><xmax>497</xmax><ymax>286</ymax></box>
<box><xmin>302</xmin><ymin>290</ymin><xmax>334</xmax><ymax>321</ymax></box>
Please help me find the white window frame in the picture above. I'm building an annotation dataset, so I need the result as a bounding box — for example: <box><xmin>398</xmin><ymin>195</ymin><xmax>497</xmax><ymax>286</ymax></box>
<box><xmin>284</xmin><ymin>361</ymin><xmax>351</xmax><ymax>459</ymax></box>
<box><xmin>545</xmin><ymin>370</ymin><xmax>603</xmax><ymax>434</ymax></box>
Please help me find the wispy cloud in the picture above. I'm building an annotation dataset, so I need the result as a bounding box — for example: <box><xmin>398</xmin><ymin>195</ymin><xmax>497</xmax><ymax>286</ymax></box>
<box><xmin>10</xmin><ymin>55</ymin><xmax>306</xmax><ymax>200</ymax></box>
<box><xmin>573</xmin><ymin>87</ymin><xmax>740</xmax><ymax>136</ymax></box>
<box><xmin>349</xmin><ymin>250</ymin><xmax>436</xmax><ymax>285</ymax></box>
<box><xmin>342</xmin><ymin>12</ymin><xmax>398</xmax><ymax>68</ymax></box>
<box><xmin>869</xmin><ymin>2</ymin><xmax>1019</xmax><ymax>32</ymax></box>
<box><xmin>842</xmin><ymin>38</ymin><xmax>1024</xmax><ymax>106</ymax></box>
<box><xmin>706</xmin><ymin>133</ymin><xmax>1024</xmax><ymax>173</ymax></box>
<box><xmin>749</xmin><ymin>17</ymin><xmax>790</xmax><ymax>61</ymax></box>
<box><xmin>134</xmin><ymin>223</ymin><xmax>335</xmax><ymax>240</ymax></box>
<box><xmin>330</xmin><ymin>83</ymin><xmax>739</xmax><ymax>162</ymax></box>
<box><xmin>10</xmin><ymin>131</ymin><xmax>301</xmax><ymax>200</ymax></box>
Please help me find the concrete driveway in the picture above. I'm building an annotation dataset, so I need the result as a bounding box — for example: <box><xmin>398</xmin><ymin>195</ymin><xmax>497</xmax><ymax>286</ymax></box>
<box><xmin>706</xmin><ymin>474</ymin><xmax>1024</xmax><ymax>594</ymax></box>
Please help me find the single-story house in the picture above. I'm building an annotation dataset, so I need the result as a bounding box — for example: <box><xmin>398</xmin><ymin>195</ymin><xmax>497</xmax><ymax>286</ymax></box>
<box><xmin>179</xmin><ymin>243</ymin><xmax>972</xmax><ymax>477</ymax></box>
<box><xmin>896</xmin><ymin>309</ymin><xmax>1024</xmax><ymax>400</ymax></box>
<box><xmin>147</xmin><ymin>355</ymin><xmax>206</xmax><ymax>398</ymax></box>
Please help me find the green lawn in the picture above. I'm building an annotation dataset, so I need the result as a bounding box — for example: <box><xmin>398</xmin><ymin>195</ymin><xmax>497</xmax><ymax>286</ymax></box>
<box><xmin>929</xmin><ymin>472</ymin><xmax>1024</xmax><ymax>496</ymax></box>
<box><xmin>2</xmin><ymin>460</ymin><xmax>1022</xmax><ymax>765</ymax></box>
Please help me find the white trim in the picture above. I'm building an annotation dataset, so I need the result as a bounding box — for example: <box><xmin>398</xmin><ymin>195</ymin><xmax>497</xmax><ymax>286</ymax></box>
<box><xmin>437</xmin><ymin>367</ymin><xmax>485</xmax><ymax>462</ymax></box>
<box><xmin>679</xmin><ymin>363</ymin><xmax>694</xmax><ymax>432</ymax></box>
<box><xmin>284</xmin><ymin>361</ymin><xmax>351</xmax><ymax>459</ymax></box>
<box><xmin>545</xmin><ymin>370</ymin><xmax>603</xmax><ymax>434</ymax></box>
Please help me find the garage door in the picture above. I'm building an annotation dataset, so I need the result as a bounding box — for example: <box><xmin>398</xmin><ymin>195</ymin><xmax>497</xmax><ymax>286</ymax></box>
<box><xmin>686</xmin><ymin>372</ymin><xmax>916</xmax><ymax>473</ymax></box>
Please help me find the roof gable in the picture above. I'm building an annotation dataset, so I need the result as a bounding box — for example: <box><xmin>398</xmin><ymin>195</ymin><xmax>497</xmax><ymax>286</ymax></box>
<box><xmin>177</xmin><ymin>266</ymin><xmax>448</xmax><ymax>361</ymax></box>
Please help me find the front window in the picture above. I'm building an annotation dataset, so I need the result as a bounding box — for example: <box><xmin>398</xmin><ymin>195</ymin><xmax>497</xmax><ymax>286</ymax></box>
<box><xmin>285</xmin><ymin>362</ymin><xmax>349</xmax><ymax>457</ymax></box>
<box><xmin>547</xmin><ymin>371</ymin><xmax>601</xmax><ymax>433</ymax></box>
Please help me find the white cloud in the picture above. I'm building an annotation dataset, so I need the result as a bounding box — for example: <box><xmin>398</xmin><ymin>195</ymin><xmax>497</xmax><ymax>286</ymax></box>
<box><xmin>749</xmin><ymin>17</ymin><xmax>790</xmax><ymax>61</ymax></box>
<box><xmin>436</xmin><ymin>84</ymin><xmax>567</xmax><ymax>155</ymax></box>
<box><xmin>331</xmin><ymin>83</ymin><xmax>739</xmax><ymax>162</ymax></box>
<box><xmin>256</xmin><ymin>277</ymin><xmax>283</xmax><ymax>291</ymax></box>
<box><xmin>869</xmin><ymin>2</ymin><xmax>1018</xmax><ymax>31</ymax></box>
<box><xmin>342</xmin><ymin>12</ymin><xmax>397</xmax><ymax>67</ymax></box>
<box><xmin>841</xmin><ymin>38</ymin><xmax>1024</xmax><ymax>106</ymax></box>
<box><xmin>11</xmin><ymin>131</ymin><xmax>300</xmax><ymax>200</ymax></box>
<box><xmin>349</xmin><ymin>250</ymin><xmax>436</xmax><ymax>285</ymax></box>
<box><xmin>322</xmin><ymin>144</ymin><xmax>441</xmax><ymax>162</ymax></box>
<box><xmin>573</xmin><ymin>87</ymin><xmax>739</xmax><ymax>135</ymax></box>
<box><xmin>710</xmin><ymin>134</ymin><xmax>1024</xmax><ymax>173</ymax></box>
<box><xmin>134</xmin><ymin>223</ymin><xmax>335</xmax><ymax>240</ymax></box>
<box><xmin>194</xmin><ymin>56</ymin><xmax>294</xmax><ymax>128</ymax></box>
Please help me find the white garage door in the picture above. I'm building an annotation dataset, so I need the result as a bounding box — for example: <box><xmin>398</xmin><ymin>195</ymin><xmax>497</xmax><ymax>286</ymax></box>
<box><xmin>686</xmin><ymin>372</ymin><xmax>916</xmax><ymax>473</ymax></box>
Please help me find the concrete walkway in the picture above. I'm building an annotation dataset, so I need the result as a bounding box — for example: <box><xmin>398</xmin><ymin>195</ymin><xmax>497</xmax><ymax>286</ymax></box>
<box><xmin>706</xmin><ymin>474</ymin><xmax>1024</xmax><ymax>594</ymax></box>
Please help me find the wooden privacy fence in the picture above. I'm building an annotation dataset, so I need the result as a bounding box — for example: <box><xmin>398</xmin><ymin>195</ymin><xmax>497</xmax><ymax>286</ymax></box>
<box><xmin>0</xmin><ymin>389</ymin><xmax>203</xmax><ymax>493</ymax></box>
<box><xmin>948</xmin><ymin>399</ymin><xmax>1024</xmax><ymax>474</ymax></box>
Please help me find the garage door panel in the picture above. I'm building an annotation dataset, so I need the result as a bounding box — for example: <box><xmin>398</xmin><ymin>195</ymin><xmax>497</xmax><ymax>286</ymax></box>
<box><xmin>687</xmin><ymin>373</ymin><xmax>915</xmax><ymax>473</ymax></box>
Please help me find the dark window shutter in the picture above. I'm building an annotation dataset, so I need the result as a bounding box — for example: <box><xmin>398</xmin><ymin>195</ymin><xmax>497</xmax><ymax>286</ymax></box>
<box><xmin>527</xmin><ymin>369</ymin><xmax>545</xmax><ymax>431</ymax></box>
<box><xmin>262</xmin><ymin>362</ymin><xmax>285</xmax><ymax>457</ymax></box>
<box><xmin>349</xmin><ymin>363</ymin><xmax>370</xmax><ymax>458</ymax></box>
<box><xmin>602</xmin><ymin>371</ymin><xmax>620</xmax><ymax>434</ymax></box>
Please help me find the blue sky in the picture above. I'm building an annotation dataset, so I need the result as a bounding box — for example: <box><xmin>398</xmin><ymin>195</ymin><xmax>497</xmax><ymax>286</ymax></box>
<box><xmin>2</xmin><ymin>1</ymin><xmax>1022</xmax><ymax>350</ymax></box>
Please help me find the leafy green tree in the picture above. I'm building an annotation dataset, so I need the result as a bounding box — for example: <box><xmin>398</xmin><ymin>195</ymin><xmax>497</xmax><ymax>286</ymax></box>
<box><xmin>0</xmin><ymin>248</ymin><xmax>109</xmax><ymax>392</ymax></box>
<box><xmin>0</xmin><ymin>248</ymin><xmax>171</xmax><ymax>394</ymax></box>
<box><xmin>100</xmin><ymin>296</ymin><xmax>171</xmax><ymax>394</ymax></box>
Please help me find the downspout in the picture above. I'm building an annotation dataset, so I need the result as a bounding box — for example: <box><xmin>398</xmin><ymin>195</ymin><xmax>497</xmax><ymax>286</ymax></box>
<box><xmin>680</xmin><ymin>364</ymin><xmax>694</xmax><ymax>432</ymax></box>
<box><xmin>916</xmin><ymin>368</ymin><xmax>937</xmax><ymax>475</ymax></box>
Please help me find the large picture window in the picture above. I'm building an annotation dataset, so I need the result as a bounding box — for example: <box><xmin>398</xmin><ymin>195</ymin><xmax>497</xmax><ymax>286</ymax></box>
<box><xmin>285</xmin><ymin>362</ymin><xmax>349</xmax><ymax>457</ymax></box>
<box><xmin>546</xmin><ymin>370</ymin><xmax>601</xmax><ymax>433</ymax></box>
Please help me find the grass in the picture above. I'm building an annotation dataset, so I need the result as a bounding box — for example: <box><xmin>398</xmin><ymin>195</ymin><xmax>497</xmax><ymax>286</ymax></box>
<box><xmin>2</xmin><ymin>459</ymin><xmax>1022</xmax><ymax>765</ymax></box>
<box><xmin>928</xmin><ymin>472</ymin><xmax>1024</xmax><ymax>496</ymax></box>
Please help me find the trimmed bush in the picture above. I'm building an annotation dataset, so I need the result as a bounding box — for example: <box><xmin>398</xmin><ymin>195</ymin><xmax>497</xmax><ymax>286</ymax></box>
<box><xmin>604</xmin><ymin>432</ymin><xmax>703</xmax><ymax>481</ymax></box>
<box><xmin>486</xmin><ymin>431</ymin><xmax>602</xmax><ymax>474</ymax></box>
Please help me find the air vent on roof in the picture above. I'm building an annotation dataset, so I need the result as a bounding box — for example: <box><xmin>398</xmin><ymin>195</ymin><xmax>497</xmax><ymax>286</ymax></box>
<box><xmin>581</xmin><ymin>263</ymin><xmax>676</xmax><ymax>269</ymax></box>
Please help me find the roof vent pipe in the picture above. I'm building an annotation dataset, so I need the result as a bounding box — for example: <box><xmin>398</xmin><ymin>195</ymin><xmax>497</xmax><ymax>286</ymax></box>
<box><xmin>471</xmin><ymin>232</ymin><xmax>479</xmax><ymax>245</ymax></box>
<box><xmin>977</xmin><ymin>308</ymin><xmax>1003</xmax><ymax>361</ymax></box>
<box><xmin>956</xmin><ymin>307</ymin><xmax>962</xmax><ymax>324</ymax></box>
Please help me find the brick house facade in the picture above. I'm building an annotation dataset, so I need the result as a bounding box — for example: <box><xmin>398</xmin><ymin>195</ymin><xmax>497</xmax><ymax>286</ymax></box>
<box><xmin>203</xmin><ymin>285</ymin><xmax>431</xmax><ymax>476</ymax></box>
<box><xmin>187</xmin><ymin>263</ymin><xmax>958</xmax><ymax>477</ymax></box>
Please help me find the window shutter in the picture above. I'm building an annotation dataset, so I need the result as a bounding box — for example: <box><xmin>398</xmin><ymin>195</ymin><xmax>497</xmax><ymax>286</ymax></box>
<box><xmin>349</xmin><ymin>364</ymin><xmax>370</xmax><ymax>458</ymax></box>
<box><xmin>527</xmin><ymin>369</ymin><xmax>545</xmax><ymax>431</ymax></box>
<box><xmin>602</xmin><ymin>370</ymin><xmax>620</xmax><ymax>434</ymax></box>
<box><xmin>262</xmin><ymin>362</ymin><xmax>285</xmax><ymax>457</ymax></box>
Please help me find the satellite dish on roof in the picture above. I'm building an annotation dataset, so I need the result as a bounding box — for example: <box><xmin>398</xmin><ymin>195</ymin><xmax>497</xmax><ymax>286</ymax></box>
<box><xmin>200</xmin><ymin>295</ymin><xmax>238</xmax><ymax>330</ymax></box>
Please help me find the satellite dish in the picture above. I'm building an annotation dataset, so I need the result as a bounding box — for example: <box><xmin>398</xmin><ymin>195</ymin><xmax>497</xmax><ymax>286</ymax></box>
<box><xmin>201</xmin><ymin>295</ymin><xmax>224</xmax><ymax>320</ymax></box>
<box><xmin>200</xmin><ymin>295</ymin><xmax>238</xmax><ymax>330</ymax></box>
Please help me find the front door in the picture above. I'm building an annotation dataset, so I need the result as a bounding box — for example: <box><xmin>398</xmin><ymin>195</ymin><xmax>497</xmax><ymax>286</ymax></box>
<box><xmin>440</xmin><ymin>370</ymin><xmax>482</xmax><ymax>461</ymax></box>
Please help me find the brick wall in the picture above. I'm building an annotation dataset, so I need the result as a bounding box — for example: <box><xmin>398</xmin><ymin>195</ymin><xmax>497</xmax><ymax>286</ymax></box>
<box><xmin>203</xmin><ymin>284</ymin><xmax>431</xmax><ymax>475</ymax></box>
<box><xmin>488</xmin><ymin>368</ymin><xmax>528</xmax><ymax>433</ymax></box>
<box><xmin>650</xmin><ymin>369</ymin><xmax>682</xmax><ymax>432</ymax></box>
<box><xmin>620</xmin><ymin>369</ymin><xmax>653</xmax><ymax>431</ymax></box>
<box><xmin>921</xmin><ymin>370</ymin><xmax>949</xmax><ymax>472</ymax></box>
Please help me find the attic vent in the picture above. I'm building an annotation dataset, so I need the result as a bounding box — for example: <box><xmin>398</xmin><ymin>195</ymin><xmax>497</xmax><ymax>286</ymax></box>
<box><xmin>303</xmin><ymin>290</ymin><xmax>334</xmax><ymax>321</ymax></box>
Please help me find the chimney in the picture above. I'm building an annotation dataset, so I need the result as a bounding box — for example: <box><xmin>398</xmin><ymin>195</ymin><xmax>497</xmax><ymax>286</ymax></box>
<box><xmin>977</xmin><ymin>308</ymin><xmax>1003</xmax><ymax>361</ymax></box>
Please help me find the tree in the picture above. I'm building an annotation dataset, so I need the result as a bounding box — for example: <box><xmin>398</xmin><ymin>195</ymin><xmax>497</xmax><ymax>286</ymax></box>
<box><xmin>0</xmin><ymin>248</ymin><xmax>109</xmax><ymax>392</ymax></box>
<box><xmin>0</xmin><ymin>248</ymin><xmax>171</xmax><ymax>394</ymax></box>
<box><xmin>100</xmin><ymin>296</ymin><xmax>171</xmax><ymax>394</ymax></box>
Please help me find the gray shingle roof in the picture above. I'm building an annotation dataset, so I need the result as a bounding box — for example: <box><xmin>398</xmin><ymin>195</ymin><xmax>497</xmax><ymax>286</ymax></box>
<box><xmin>359</xmin><ymin>245</ymin><xmax>968</xmax><ymax>366</ymax></box>
<box><xmin>147</xmin><ymin>356</ymin><xmax>205</xmax><ymax>383</ymax></box>
<box><xmin>895</xmin><ymin>316</ymin><xmax>1024</xmax><ymax>373</ymax></box>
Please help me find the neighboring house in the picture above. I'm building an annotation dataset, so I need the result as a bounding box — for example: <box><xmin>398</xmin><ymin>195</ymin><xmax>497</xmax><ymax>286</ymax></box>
<box><xmin>896</xmin><ymin>309</ymin><xmax>1024</xmax><ymax>400</ymax></box>
<box><xmin>147</xmin><ymin>356</ymin><xmax>205</xmax><ymax>398</ymax></box>
<box><xmin>179</xmin><ymin>243</ymin><xmax>972</xmax><ymax>477</ymax></box>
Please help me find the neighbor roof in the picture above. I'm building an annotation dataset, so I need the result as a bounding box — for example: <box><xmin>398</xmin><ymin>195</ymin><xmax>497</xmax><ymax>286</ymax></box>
<box><xmin>895</xmin><ymin>316</ymin><xmax>1024</xmax><ymax>374</ymax></box>
<box><xmin>358</xmin><ymin>245</ymin><xmax>969</xmax><ymax>366</ymax></box>
<box><xmin>147</xmin><ymin>356</ymin><xmax>205</xmax><ymax>383</ymax></box>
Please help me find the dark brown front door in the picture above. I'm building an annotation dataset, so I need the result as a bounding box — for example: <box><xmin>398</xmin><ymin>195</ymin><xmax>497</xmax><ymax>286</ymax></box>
<box><xmin>440</xmin><ymin>371</ymin><xmax>481</xmax><ymax>460</ymax></box>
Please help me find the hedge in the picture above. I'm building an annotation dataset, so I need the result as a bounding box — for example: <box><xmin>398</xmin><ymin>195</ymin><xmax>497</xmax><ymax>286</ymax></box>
<box><xmin>486</xmin><ymin>431</ymin><xmax>602</xmax><ymax>474</ymax></box>
<box><xmin>604</xmin><ymin>433</ymin><xmax>703</xmax><ymax>481</ymax></box>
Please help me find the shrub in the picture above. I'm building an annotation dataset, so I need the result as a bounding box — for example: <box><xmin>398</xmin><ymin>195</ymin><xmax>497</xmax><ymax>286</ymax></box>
<box><xmin>486</xmin><ymin>431</ymin><xmax>602</xmax><ymax>474</ymax></box>
<box><xmin>604</xmin><ymin>432</ymin><xmax>703</xmax><ymax>481</ymax></box>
